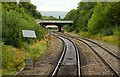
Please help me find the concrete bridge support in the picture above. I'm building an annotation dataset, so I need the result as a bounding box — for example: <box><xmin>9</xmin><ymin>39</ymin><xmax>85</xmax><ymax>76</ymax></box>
<box><xmin>58</xmin><ymin>24</ymin><xmax>62</xmax><ymax>32</ymax></box>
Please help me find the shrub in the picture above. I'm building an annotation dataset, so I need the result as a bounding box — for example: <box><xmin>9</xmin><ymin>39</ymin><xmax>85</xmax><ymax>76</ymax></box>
<box><xmin>2</xmin><ymin>40</ymin><xmax>47</xmax><ymax>75</ymax></box>
<box><xmin>2</xmin><ymin>10</ymin><xmax>46</xmax><ymax>48</ymax></box>
<box><xmin>2</xmin><ymin>42</ymin><xmax>25</xmax><ymax>74</ymax></box>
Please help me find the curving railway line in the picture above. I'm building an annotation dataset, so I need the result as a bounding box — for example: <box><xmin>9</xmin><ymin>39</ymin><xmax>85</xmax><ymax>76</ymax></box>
<box><xmin>51</xmin><ymin>33</ymin><xmax>81</xmax><ymax>77</ymax></box>
<box><xmin>15</xmin><ymin>32</ymin><xmax>119</xmax><ymax>76</ymax></box>
<box><xmin>53</xmin><ymin>32</ymin><xmax>120</xmax><ymax>76</ymax></box>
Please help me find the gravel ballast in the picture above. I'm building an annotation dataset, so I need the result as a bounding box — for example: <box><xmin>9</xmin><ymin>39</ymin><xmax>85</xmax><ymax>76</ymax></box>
<box><xmin>74</xmin><ymin>40</ymin><xmax>114</xmax><ymax>76</ymax></box>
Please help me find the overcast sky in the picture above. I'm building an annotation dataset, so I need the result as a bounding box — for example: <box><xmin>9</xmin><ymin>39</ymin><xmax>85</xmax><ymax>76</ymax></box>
<box><xmin>31</xmin><ymin>0</ymin><xmax>81</xmax><ymax>12</ymax></box>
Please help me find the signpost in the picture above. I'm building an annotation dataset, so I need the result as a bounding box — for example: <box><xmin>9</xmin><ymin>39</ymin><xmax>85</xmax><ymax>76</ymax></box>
<box><xmin>44</xmin><ymin>31</ymin><xmax>51</xmax><ymax>50</ymax></box>
<box><xmin>44</xmin><ymin>34</ymin><xmax>51</xmax><ymax>42</ymax></box>
<box><xmin>22</xmin><ymin>30</ymin><xmax>36</xmax><ymax>68</ymax></box>
<box><xmin>22</xmin><ymin>30</ymin><xmax>36</xmax><ymax>38</ymax></box>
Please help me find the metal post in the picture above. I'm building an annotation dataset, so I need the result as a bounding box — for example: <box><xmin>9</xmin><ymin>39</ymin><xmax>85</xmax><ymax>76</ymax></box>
<box><xmin>22</xmin><ymin>30</ymin><xmax>36</xmax><ymax>68</ymax></box>
<box><xmin>25</xmin><ymin>39</ymin><xmax>33</xmax><ymax>68</ymax></box>
<box><xmin>26</xmin><ymin>39</ymin><xmax>28</xmax><ymax>60</ymax></box>
<box><xmin>25</xmin><ymin>39</ymin><xmax>28</xmax><ymax>67</ymax></box>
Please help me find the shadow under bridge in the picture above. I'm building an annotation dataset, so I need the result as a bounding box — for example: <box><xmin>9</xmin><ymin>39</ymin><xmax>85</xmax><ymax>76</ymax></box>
<box><xmin>36</xmin><ymin>19</ymin><xmax>73</xmax><ymax>32</ymax></box>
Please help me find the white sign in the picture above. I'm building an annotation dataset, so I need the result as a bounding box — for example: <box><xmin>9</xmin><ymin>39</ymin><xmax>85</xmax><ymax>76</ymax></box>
<box><xmin>22</xmin><ymin>30</ymin><xmax>36</xmax><ymax>38</ymax></box>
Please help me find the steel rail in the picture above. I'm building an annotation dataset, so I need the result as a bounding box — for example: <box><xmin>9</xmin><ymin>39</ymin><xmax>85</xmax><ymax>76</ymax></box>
<box><xmin>76</xmin><ymin>38</ymin><xmax>120</xmax><ymax>76</ymax></box>
<box><xmin>51</xmin><ymin>35</ymin><xmax>67</xmax><ymax>77</ymax></box>
<box><xmin>56</xmin><ymin>32</ymin><xmax>120</xmax><ymax>60</ymax></box>
<box><xmin>54</xmin><ymin>32</ymin><xmax>119</xmax><ymax>76</ymax></box>
<box><xmin>63</xmin><ymin>35</ymin><xmax>81</xmax><ymax>77</ymax></box>
<box><xmin>51</xmin><ymin>33</ymin><xmax>81</xmax><ymax>77</ymax></box>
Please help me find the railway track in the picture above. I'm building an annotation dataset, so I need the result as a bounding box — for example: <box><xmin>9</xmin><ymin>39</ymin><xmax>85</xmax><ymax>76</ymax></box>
<box><xmin>53</xmin><ymin>32</ymin><xmax>120</xmax><ymax>76</ymax></box>
<box><xmin>51</xmin><ymin>33</ymin><xmax>81</xmax><ymax>77</ymax></box>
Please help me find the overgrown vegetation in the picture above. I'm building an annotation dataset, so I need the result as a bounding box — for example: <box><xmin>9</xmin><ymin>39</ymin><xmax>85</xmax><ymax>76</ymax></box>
<box><xmin>2</xmin><ymin>2</ymin><xmax>46</xmax><ymax>48</ymax></box>
<box><xmin>2</xmin><ymin>40</ymin><xmax>47</xmax><ymax>75</ymax></box>
<box><xmin>64</xmin><ymin>2</ymin><xmax>119</xmax><ymax>47</ymax></box>
<box><xmin>2</xmin><ymin>2</ymin><xmax>47</xmax><ymax>75</ymax></box>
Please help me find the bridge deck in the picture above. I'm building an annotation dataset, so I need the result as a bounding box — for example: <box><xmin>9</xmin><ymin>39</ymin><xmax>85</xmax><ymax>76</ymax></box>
<box><xmin>36</xmin><ymin>19</ymin><xmax>73</xmax><ymax>24</ymax></box>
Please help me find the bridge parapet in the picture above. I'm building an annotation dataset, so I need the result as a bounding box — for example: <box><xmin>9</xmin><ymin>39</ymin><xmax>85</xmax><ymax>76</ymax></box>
<box><xmin>36</xmin><ymin>19</ymin><xmax>73</xmax><ymax>32</ymax></box>
<box><xmin>36</xmin><ymin>19</ymin><xmax>73</xmax><ymax>24</ymax></box>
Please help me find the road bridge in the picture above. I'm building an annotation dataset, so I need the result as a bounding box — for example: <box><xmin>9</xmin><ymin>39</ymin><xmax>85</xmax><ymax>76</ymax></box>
<box><xmin>36</xmin><ymin>19</ymin><xmax>73</xmax><ymax>32</ymax></box>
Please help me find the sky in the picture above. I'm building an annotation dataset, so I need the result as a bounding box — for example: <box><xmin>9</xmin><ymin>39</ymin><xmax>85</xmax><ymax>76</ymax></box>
<box><xmin>31</xmin><ymin>0</ymin><xmax>81</xmax><ymax>12</ymax></box>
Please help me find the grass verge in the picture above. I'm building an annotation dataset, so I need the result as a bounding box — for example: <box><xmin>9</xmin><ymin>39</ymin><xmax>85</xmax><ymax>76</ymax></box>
<box><xmin>78</xmin><ymin>32</ymin><xmax>119</xmax><ymax>47</ymax></box>
<box><xmin>2</xmin><ymin>40</ymin><xmax>47</xmax><ymax>75</ymax></box>
<box><xmin>64</xmin><ymin>31</ymin><xmax>119</xmax><ymax>47</ymax></box>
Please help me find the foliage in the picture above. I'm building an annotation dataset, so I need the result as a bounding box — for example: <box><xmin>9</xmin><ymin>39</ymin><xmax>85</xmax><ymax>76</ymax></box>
<box><xmin>2</xmin><ymin>40</ymin><xmax>47</xmax><ymax>75</ymax></box>
<box><xmin>64</xmin><ymin>2</ymin><xmax>119</xmax><ymax>46</ymax></box>
<box><xmin>18</xmin><ymin>2</ymin><xmax>42</xmax><ymax>19</ymax></box>
<box><xmin>88</xmin><ymin>3</ymin><xmax>117</xmax><ymax>35</ymax></box>
<box><xmin>2</xmin><ymin>10</ymin><xmax>45</xmax><ymax>48</ymax></box>
<box><xmin>88</xmin><ymin>3</ymin><xmax>103</xmax><ymax>34</ymax></box>
<box><xmin>28</xmin><ymin>40</ymin><xmax>47</xmax><ymax>60</ymax></box>
<box><xmin>76</xmin><ymin>2</ymin><xmax>96</xmax><ymax>32</ymax></box>
<box><xmin>2</xmin><ymin>3</ymin><xmax>46</xmax><ymax>48</ymax></box>
<box><xmin>64</xmin><ymin>3</ymin><xmax>96</xmax><ymax>32</ymax></box>
<box><xmin>42</xmin><ymin>16</ymin><xmax>58</xmax><ymax>19</ymax></box>
<box><xmin>2</xmin><ymin>2</ymin><xmax>47</xmax><ymax>75</ymax></box>
<box><xmin>77</xmin><ymin>32</ymin><xmax>92</xmax><ymax>38</ymax></box>
<box><xmin>64</xmin><ymin>9</ymin><xmax>78</xmax><ymax>31</ymax></box>
<box><xmin>2</xmin><ymin>42</ymin><xmax>25</xmax><ymax>75</ymax></box>
<box><xmin>64</xmin><ymin>2</ymin><xmax>119</xmax><ymax>36</ymax></box>
<box><xmin>2</xmin><ymin>10</ymin><xmax>24</xmax><ymax>48</ymax></box>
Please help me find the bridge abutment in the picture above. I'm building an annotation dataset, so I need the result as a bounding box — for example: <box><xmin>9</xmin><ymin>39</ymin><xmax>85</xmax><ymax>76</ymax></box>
<box><xmin>58</xmin><ymin>25</ymin><xmax>62</xmax><ymax>32</ymax></box>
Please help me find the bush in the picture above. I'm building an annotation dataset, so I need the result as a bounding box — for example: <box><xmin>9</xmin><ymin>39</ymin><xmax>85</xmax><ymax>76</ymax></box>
<box><xmin>2</xmin><ymin>42</ymin><xmax>25</xmax><ymax>74</ymax></box>
<box><xmin>2</xmin><ymin>40</ymin><xmax>47</xmax><ymax>75</ymax></box>
<box><xmin>78</xmin><ymin>32</ymin><xmax>92</xmax><ymax>38</ymax></box>
<box><xmin>2</xmin><ymin>10</ymin><xmax>46</xmax><ymax>48</ymax></box>
<box><xmin>28</xmin><ymin>40</ymin><xmax>47</xmax><ymax>60</ymax></box>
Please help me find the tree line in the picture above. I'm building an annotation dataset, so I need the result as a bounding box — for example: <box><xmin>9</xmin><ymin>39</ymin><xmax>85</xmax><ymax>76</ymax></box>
<box><xmin>64</xmin><ymin>2</ymin><xmax>120</xmax><ymax>36</ymax></box>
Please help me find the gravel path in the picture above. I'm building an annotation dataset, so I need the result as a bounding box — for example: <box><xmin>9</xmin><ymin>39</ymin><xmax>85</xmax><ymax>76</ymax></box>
<box><xmin>18</xmin><ymin>36</ymin><xmax>63</xmax><ymax>76</ymax></box>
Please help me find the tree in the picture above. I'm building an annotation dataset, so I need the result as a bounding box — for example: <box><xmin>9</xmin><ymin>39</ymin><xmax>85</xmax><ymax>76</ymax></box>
<box><xmin>88</xmin><ymin>3</ymin><xmax>103</xmax><ymax>34</ymax></box>
<box><xmin>2</xmin><ymin>2</ymin><xmax>46</xmax><ymax>48</ymax></box>
<box><xmin>64</xmin><ymin>9</ymin><xmax>78</xmax><ymax>31</ymax></box>
<box><xmin>64</xmin><ymin>2</ymin><xmax>119</xmax><ymax>36</ymax></box>
<box><xmin>76</xmin><ymin>2</ymin><xmax>96</xmax><ymax>32</ymax></box>
<box><xmin>18</xmin><ymin>2</ymin><xmax>42</xmax><ymax>19</ymax></box>
<box><xmin>59</xmin><ymin>16</ymin><xmax>61</xmax><ymax>19</ymax></box>
<box><xmin>88</xmin><ymin>2</ymin><xmax>117</xmax><ymax>35</ymax></box>
<box><xmin>64</xmin><ymin>2</ymin><xmax>96</xmax><ymax>32</ymax></box>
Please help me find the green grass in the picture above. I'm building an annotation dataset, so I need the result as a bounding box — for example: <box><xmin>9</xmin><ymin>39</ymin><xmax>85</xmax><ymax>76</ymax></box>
<box><xmin>2</xmin><ymin>69</ymin><xmax>16</xmax><ymax>75</ymax></box>
<box><xmin>92</xmin><ymin>35</ymin><xmax>118</xmax><ymax>47</ymax></box>
<box><xmin>65</xmin><ymin>31</ymin><xmax>119</xmax><ymax>47</ymax></box>
<box><xmin>0</xmin><ymin>70</ymin><xmax>2</xmax><ymax>76</ymax></box>
<box><xmin>28</xmin><ymin>40</ymin><xmax>47</xmax><ymax>60</ymax></box>
<box><xmin>77</xmin><ymin>32</ymin><xmax>119</xmax><ymax>47</ymax></box>
<box><xmin>2</xmin><ymin>44</ymin><xmax>26</xmax><ymax>75</ymax></box>
<box><xmin>0</xmin><ymin>42</ymin><xmax>2</xmax><ymax>76</ymax></box>
<box><xmin>2</xmin><ymin>40</ymin><xmax>47</xmax><ymax>75</ymax></box>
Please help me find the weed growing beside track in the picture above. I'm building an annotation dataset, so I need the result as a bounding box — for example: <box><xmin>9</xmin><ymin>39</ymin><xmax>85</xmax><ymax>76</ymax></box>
<box><xmin>64</xmin><ymin>31</ymin><xmax>119</xmax><ymax>47</ymax></box>
<box><xmin>2</xmin><ymin>40</ymin><xmax>47</xmax><ymax>75</ymax></box>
